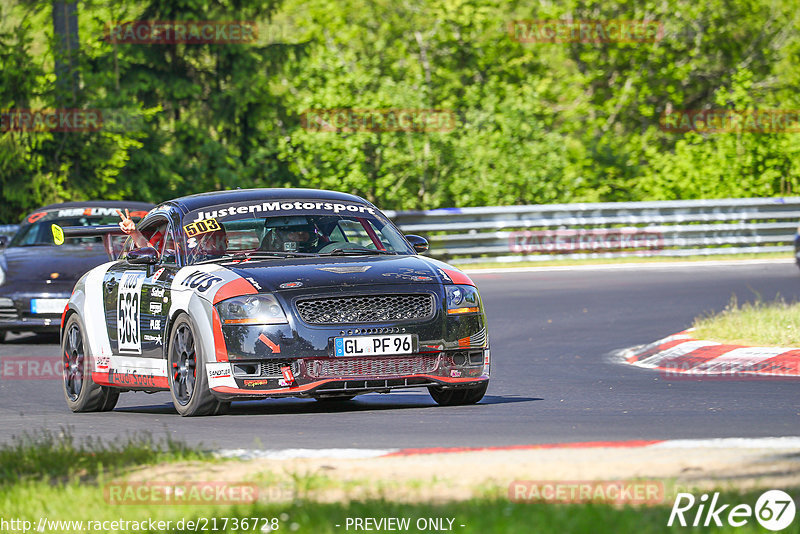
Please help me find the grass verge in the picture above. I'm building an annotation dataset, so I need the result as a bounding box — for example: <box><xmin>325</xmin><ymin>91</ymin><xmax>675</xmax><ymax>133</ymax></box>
<box><xmin>692</xmin><ymin>296</ymin><xmax>800</xmax><ymax>347</ymax></box>
<box><xmin>0</xmin><ymin>433</ymin><xmax>794</xmax><ymax>533</ymax></box>
<box><xmin>0</xmin><ymin>429</ymin><xmax>209</xmax><ymax>486</ymax></box>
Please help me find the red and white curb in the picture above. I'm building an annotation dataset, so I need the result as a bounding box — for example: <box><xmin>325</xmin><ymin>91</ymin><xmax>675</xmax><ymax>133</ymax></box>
<box><xmin>620</xmin><ymin>330</ymin><xmax>800</xmax><ymax>378</ymax></box>
<box><xmin>215</xmin><ymin>437</ymin><xmax>800</xmax><ymax>460</ymax></box>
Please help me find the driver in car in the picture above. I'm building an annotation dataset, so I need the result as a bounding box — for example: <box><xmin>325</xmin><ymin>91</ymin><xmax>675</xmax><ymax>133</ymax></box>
<box><xmin>118</xmin><ymin>209</ymin><xmax>228</xmax><ymax>260</ymax></box>
<box><xmin>261</xmin><ymin>217</ymin><xmax>322</xmax><ymax>253</ymax></box>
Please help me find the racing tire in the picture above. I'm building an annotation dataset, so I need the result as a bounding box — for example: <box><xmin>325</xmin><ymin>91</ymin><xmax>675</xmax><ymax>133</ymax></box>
<box><xmin>62</xmin><ymin>315</ymin><xmax>120</xmax><ymax>412</ymax></box>
<box><xmin>167</xmin><ymin>313</ymin><xmax>227</xmax><ymax>417</ymax></box>
<box><xmin>428</xmin><ymin>381</ymin><xmax>488</xmax><ymax>406</ymax></box>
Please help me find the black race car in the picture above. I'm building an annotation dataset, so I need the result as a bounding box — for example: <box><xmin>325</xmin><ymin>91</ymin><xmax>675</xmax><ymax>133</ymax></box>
<box><xmin>59</xmin><ymin>189</ymin><xmax>490</xmax><ymax>416</ymax></box>
<box><xmin>0</xmin><ymin>201</ymin><xmax>152</xmax><ymax>341</ymax></box>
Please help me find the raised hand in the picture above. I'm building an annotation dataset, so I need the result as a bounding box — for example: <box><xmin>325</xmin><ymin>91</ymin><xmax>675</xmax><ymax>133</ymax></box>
<box><xmin>116</xmin><ymin>208</ymin><xmax>135</xmax><ymax>234</ymax></box>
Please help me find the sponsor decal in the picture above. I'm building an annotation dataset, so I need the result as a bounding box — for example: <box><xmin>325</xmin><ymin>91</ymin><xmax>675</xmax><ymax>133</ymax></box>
<box><xmin>278</xmin><ymin>281</ymin><xmax>302</xmax><ymax>289</ymax></box>
<box><xmin>151</xmin><ymin>286</ymin><xmax>165</xmax><ymax>298</ymax></box>
<box><xmin>183</xmin><ymin>217</ymin><xmax>222</xmax><ymax>237</ymax></box>
<box><xmin>316</xmin><ymin>266</ymin><xmax>372</xmax><ymax>274</ymax></box>
<box><xmin>149</xmin><ymin>302</ymin><xmax>162</xmax><ymax>314</ymax></box>
<box><xmin>246</xmin><ymin>277</ymin><xmax>262</xmax><ymax>290</ymax></box>
<box><xmin>209</xmin><ymin>367</ymin><xmax>232</xmax><ymax>378</ymax></box>
<box><xmin>187</xmin><ymin>237</ymin><xmax>198</xmax><ymax>249</ymax></box>
<box><xmin>258</xmin><ymin>334</ymin><xmax>281</xmax><ymax>354</ymax></box>
<box><xmin>382</xmin><ymin>268</ymin><xmax>433</xmax><ymax>281</ymax></box>
<box><xmin>108</xmin><ymin>369</ymin><xmax>158</xmax><ymax>387</ymax></box>
<box><xmin>277</xmin><ymin>378</ymin><xmax>291</xmax><ymax>387</ymax></box>
<box><xmin>27</xmin><ymin>212</ymin><xmax>47</xmax><ymax>223</ymax></box>
<box><xmin>143</xmin><ymin>334</ymin><xmax>163</xmax><ymax>346</ymax></box>
<box><xmin>96</xmin><ymin>355</ymin><xmax>110</xmax><ymax>370</ymax></box>
<box><xmin>191</xmin><ymin>201</ymin><xmax>376</xmax><ymax>223</ymax></box>
<box><xmin>151</xmin><ymin>269</ymin><xmax>166</xmax><ymax>282</ymax></box>
<box><xmin>57</xmin><ymin>207</ymin><xmax>140</xmax><ymax>218</ymax></box>
<box><xmin>280</xmin><ymin>366</ymin><xmax>295</xmax><ymax>384</ymax></box>
<box><xmin>117</xmin><ymin>272</ymin><xmax>145</xmax><ymax>354</ymax></box>
<box><xmin>243</xmin><ymin>378</ymin><xmax>271</xmax><ymax>387</ymax></box>
<box><xmin>180</xmin><ymin>271</ymin><xmax>223</xmax><ymax>293</ymax></box>
<box><xmin>450</xmin><ymin>369</ymin><xmax>462</xmax><ymax>378</ymax></box>
<box><xmin>149</xmin><ymin>319</ymin><xmax>162</xmax><ymax>330</ymax></box>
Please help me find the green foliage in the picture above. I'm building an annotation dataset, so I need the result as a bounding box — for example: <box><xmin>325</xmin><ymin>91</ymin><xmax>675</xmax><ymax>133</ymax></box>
<box><xmin>1</xmin><ymin>0</ymin><xmax>799</xmax><ymax>222</ymax></box>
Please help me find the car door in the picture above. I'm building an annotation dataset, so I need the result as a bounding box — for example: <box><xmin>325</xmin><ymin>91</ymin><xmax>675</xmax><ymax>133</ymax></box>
<box><xmin>102</xmin><ymin>217</ymin><xmax>168</xmax><ymax>358</ymax></box>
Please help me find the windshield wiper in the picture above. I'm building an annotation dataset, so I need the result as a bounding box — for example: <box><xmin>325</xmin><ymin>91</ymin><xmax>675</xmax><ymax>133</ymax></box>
<box><xmin>319</xmin><ymin>247</ymin><xmax>395</xmax><ymax>256</ymax></box>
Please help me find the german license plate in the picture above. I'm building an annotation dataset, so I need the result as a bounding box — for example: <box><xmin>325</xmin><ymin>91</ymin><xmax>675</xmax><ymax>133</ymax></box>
<box><xmin>334</xmin><ymin>334</ymin><xmax>416</xmax><ymax>357</ymax></box>
<box><xmin>30</xmin><ymin>298</ymin><xmax>69</xmax><ymax>314</ymax></box>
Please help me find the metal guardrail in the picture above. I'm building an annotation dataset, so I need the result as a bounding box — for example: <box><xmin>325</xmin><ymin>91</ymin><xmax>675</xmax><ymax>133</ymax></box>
<box><xmin>385</xmin><ymin>198</ymin><xmax>800</xmax><ymax>265</ymax></box>
<box><xmin>0</xmin><ymin>224</ymin><xmax>18</xmax><ymax>238</ymax></box>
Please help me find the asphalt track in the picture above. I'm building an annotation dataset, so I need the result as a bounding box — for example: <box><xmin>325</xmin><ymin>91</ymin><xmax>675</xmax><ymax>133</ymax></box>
<box><xmin>0</xmin><ymin>261</ymin><xmax>798</xmax><ymax>450</ymax></box>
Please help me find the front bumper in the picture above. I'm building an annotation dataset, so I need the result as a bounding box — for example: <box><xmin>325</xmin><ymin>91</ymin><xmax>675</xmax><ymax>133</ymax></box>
<box><xmin>209</xmin><ymin>348</ymin><xmax>490</xmax><ymax>400</ymax></box>
<box><xmin>0</xmin><ymin>290</ymin><xmax>71</xmax><ymax>333</ymax></box>
<box><xmin>208</xmin><ymin>283</ymin><xmax>490</xmax><ymax>400</ymax></box>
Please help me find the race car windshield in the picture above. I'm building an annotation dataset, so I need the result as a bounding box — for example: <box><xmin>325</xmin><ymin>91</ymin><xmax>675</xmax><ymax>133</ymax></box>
<box><xmin>9</xmin><ymin>214</ymin><xmax>122</xmax><ymax>247</ymax></box>
<box><xmin>182</xmin><ymin>200</ymin><xmax>415</xmax><ymax>263</ymax></box>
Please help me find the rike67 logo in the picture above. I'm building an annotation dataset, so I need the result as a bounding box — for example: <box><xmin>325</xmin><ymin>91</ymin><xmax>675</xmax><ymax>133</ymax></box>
<box><xmin>669</xmin><ymin>490</ymin><xmax>796</xmax><ymax>531</ymax></box>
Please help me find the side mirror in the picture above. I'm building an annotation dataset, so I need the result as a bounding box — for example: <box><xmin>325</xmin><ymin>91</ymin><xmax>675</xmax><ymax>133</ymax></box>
<box><xmin>405</xmin><ymin>234</ymin><xmax>429</xmax><ymax>254</ymax></box>
<box><xmin>127</xmin><ymin>246</ymin><xmax>159</xmax><ymax>265</ymax></box>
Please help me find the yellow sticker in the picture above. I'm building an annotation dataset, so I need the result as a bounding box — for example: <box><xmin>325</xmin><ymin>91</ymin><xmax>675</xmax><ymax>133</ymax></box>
<box><xmin>183</xmin><ymin>217</ymin><xmax>221</xmax><ymax>237</ymax></box>
<box><xmin>51</xmin><ymin>224</ymin><xmax>65</xmax><ymax>246</ymax></box>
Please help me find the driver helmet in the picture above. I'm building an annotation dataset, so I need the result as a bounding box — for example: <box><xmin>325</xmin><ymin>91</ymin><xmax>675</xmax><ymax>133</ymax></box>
<box><xmin>263</xmin><ymin>216</ymin><xmax>319</xmax><ymax>252</ymax></box>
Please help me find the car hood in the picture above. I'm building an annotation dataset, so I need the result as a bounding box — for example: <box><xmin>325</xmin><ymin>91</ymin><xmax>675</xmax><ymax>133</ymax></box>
<box><xmin>226</xmin><ymin>255</ymin><xmax>462</xmax><ymax>292</ymax></box>
<box><xmin>0</xmin><ymin>245</ymin><xmax>109</xmax><ymax>283</ymax></box>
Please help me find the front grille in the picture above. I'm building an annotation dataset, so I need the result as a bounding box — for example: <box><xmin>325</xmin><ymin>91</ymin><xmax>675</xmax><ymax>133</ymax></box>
<box><xmin>232</xmin><ymin>361</ymin><xmax>297</xmax><ymax>378</ymax></box>
<box><xmin>296</xmin><ymin>294</ymin><xmax>434</xmax><ymax>324</ymax></box>
<box><xmin>306</xmin><ymin>355</ymin><xmax>438</xmax><ymax>378</ymax></box>
<box><xmin>261</xmin><ymin>361</ymin><xmax>293</xmax><ymax>377</ymax></box>
<box><xmin>0</xmin><ymin>299</ymin><xmax>18</xmax><ymax>321</ymax></box>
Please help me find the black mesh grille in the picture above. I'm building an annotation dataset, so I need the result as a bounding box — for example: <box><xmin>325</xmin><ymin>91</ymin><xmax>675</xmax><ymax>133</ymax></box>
<box><xmin>296</xmin><ymin>294</ymin><xmax>434</xmax><ymax>325</ymax></box>
<box><xmin>260</xmin><ymin>361</ymin><xmax>293</xmax><ymax>378</ymax></box>
<box><xmin>0</xmin><ymin>299</ymin><xmax>18</xmax><ymax>321</ymax></box>
<box><xmin>306</xmin><ymin>355</ymin><xmax>438</xmax><ymax>378</ymax></box>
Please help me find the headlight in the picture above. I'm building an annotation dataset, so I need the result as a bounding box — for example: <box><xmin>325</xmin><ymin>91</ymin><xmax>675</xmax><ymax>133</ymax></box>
<box><xmin>446</xmin><ymin>284</ymin><xmax>481</xmax><ymax>315</ymax></box>
<box><xmin>215</xmin><ymin>294</ymin><xmax>288</xmax><ymax>325</ymax></box>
